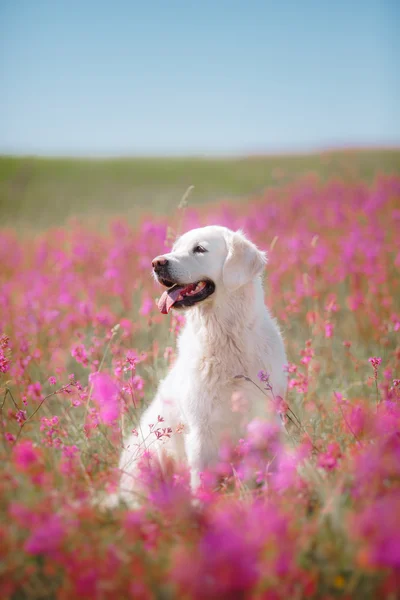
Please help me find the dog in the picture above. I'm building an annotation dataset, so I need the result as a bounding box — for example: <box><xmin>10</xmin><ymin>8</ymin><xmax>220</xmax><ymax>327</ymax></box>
<box><xmin>115</xmin><ymin>225</ymin><xmax>287</xmax><ymax>505</ymax></box>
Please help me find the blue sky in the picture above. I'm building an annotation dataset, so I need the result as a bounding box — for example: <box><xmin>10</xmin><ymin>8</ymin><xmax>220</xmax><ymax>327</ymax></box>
<box><xmin>1</xmin><ymin>0</ymin><xmax>399</xmax><ymax>156</ymax></box>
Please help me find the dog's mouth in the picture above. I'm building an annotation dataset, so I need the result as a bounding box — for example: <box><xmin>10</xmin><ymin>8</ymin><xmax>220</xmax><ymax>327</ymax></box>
<box><xmin>157</xmin><ymin>278</ymin><xmax>215</xmax><ymax>314</ymax></box>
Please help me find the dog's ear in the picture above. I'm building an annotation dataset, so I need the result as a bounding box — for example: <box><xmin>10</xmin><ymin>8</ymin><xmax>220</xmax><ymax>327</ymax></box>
<box><xmin>223</xmin><ymin>230</ymin><xmax>267</xmax><ymax>290</ymax></box>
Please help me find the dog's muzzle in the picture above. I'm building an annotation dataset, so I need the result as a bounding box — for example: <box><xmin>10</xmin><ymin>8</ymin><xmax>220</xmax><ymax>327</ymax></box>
<box><xmin>152</xmin><ymin>256</ymin><xmax>173</xmax><ymax>283</ymax></box>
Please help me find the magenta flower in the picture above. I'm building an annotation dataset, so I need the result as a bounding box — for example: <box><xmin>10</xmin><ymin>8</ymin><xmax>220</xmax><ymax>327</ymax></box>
<box><xmin>368</xmin><ymin>357</ymin><xmax>382</xmax><ymax>369</ymax></box>
<box><xmin>0</xmin><ymin>349</ymin><xmax>10</xmax><ymax>373</ymax></box>
<box><xmin>353</xmin><ymin>492</ymin><xmax>400</xmax><ymax>569</ymax></box>
<box><xmin>25</xmin><ymin>514</ymin><xmax>65</xmax><ymax>555</ymax></box>
<box><xmin>139</xmin><ymin>296</ymin><xmax>153</xmax><ymax>316</ymax></box>
<box><xmin>0</xmin><ymin>334</ymin><xmax>10</xmax><ymax>372</ymax></box>
<box><xmin>13</xmin><ymin>440</ymin><xmax>40</xmax><ymax>470</ymax></box>
<box><xmin>89</xmin><ymin>371</ymin><xmax>119</xmax><ymax>424</ymax></box>
<box><xmin>71</xmin><ymin>343</ymin><xmax>89</xmax><ymax>367</ymax></box>
<box><xmin>257</xmin><ymin>370</ymin><xmax>270</xmax><ymax>383</ymax></box>
<box><xmin>324</xmin><ymin>321</ymin><xmax>333</xmax><ymax>338</ymax></box>
<box><xmin>27</xmin><ymin>381</ymin><xmax>42</xmax><ymax>401</ymax></box>
<box><xmin>317</xmin><ymin>442</ymin><xmax>342</xmax><ymax>471</ymax></box>
<box><xmin>15</xmin><ymin>409</ymin><xmax>27</xmax><ymax>424</ymax></box>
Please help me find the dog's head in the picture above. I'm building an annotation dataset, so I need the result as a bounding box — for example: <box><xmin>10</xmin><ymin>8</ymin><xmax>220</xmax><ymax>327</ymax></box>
<box><xmin>152</xmin><ymin>226</ymin><xmax>267</xmax><ymax>314</ymax></box>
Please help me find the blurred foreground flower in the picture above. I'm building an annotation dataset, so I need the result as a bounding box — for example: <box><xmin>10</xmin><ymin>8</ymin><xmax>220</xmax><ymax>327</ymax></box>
<box><xmin>89</xmin><ymin>372</ymin><xmax>120</xmax><ymax>424</ymax></box>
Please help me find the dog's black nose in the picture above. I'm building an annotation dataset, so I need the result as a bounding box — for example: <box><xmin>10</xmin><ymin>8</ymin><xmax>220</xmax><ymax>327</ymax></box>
<box><xmin>152</xmin><ymin>256</ymin><xmax>169</xmax><ymax>270</ymax></box>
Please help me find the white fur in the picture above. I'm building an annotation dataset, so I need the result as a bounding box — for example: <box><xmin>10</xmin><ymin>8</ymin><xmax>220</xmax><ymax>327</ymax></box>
<box><xmin>115</xmin><ymin>226</ymin><xmax>287</xmax><ymax>505</ymax></box>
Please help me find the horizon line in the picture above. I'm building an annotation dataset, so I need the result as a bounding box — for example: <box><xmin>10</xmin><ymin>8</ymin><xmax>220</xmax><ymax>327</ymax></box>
<box><xmin>1</xmin><ymin>144</ymin><xmax>400</xmax><ymax>161</ymax></box>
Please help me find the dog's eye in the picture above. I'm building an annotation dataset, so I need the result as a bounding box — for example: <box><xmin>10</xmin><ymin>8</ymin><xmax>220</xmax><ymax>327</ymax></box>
<box><xmin>193</xmin><ymin>245</ymin><xmax>207</xmax><ymax>254</ymax></box>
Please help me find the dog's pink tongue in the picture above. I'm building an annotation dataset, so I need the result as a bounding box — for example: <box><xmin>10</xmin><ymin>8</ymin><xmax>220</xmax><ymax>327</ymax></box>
<box><xmin>157</xmin><ymin>286</ymin><xmax>183</xmax><ymax>314</ymax></box>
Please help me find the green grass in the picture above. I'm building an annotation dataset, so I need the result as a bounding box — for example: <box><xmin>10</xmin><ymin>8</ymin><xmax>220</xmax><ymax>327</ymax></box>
<box><xmin>1</xmin><ymin>149</ymin><xmax>399</xmax><ymax>229</ymax></box>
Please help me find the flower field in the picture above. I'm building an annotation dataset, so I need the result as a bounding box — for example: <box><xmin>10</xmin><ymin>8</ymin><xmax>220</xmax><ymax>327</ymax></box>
<box><xmin>1</xmin><ymin>162</ymin><xmax>400</xmax><ymax>598</ymax></box>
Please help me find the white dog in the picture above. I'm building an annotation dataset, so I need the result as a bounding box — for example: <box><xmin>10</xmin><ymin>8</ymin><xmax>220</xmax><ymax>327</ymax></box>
<box><xmin>115</xmin><ymin>225</ymin><xmax>287</xmax><ymax>505</ymax></box>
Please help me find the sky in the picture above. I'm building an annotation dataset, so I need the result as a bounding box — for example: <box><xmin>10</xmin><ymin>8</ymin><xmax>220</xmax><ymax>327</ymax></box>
<box><xmin>0</xmin><ymin>0</ymin><xmax>399</xmax><ymax>156</ymax></box>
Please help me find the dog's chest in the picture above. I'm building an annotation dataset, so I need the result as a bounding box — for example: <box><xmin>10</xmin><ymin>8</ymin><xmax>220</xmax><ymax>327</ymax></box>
<box><xmin>176</xmin><ymin>335</ymin><xmax>260</xmax><ymax>411</ymax></box>
<box><xmin>175</xmin><ymin>352</ymin><xmax>270</xmax><ymax>436</ymax></box>
<box><xmin>174</xmin><ymin>317</ymin><xmax>269</xmax><ymax>407</ymax></box>
<box><xmin>185</xmin><ymin>334</ymin><xmax>252</xmax><ymax>386</ymax></box>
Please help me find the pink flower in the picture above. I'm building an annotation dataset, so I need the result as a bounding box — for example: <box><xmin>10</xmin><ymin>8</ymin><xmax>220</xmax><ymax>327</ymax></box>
<box><xmin>139</xmin><ymin>296</ymin><xmax>153</xmax><ymax>316</ymax></box>
<box><xmin>25</xmin><ymin>515</ymin><xmax>65</xmax><ymax>555</ymax></box>
<box><xmin>13</xmin><ymin>440</ymin><xmax>40</xmax><ymax>470</ymax></box>
<box><xmin>368</xmin><ymin>357</ymin><xmax>382</xmax><ymax>369</ymax></box>
<box><xmin>48</xmin><ymin>376</ymin><xmax>57</xmax><ymax>385</ymax></box>
<box><xmin>247</xmin><ymin>418</ymin><xmax>281</xmax><ymax>451</ymax></box>
<box><xmin>352</xmin><ymin>492</ymin><xmax>400</xmax><ymax>569</ymax></box>
<box><xmin>0</xmin><ymin>334</ymin><xmax>10</xmax><ymax>372</ymax></box>
<box><xmin>257</xmin><ymin>370</ymin><xmax>270</xmax><ymax>383</ymax></box>
<box><xmin>318</xmin><ymin>442</ymin><xmax>342</xmax><ymax>471</ymax></box>
<box><xmin>0</xmin><ymin>349</ymin><xmax>10</xmax><ymax>373</ymax></box>
<box><xmin>16</xmin><ymin>409</ymin><xmax>27</xmax><ymax>424</ymax></box>
<box><xmin>333</xmin><ymin>391</ymin><xmax>344</xmax><ymax>404</ymax></box>
<box><xmin>71</xmin><ymin>343</ymin><xmax>89</xmax><ymax>367</ymax></box>
<box><xmin>274</xmin><ymin>395</ymin><xmax>289</xmax><ymax>422</ymax></box>
<box><xmin>89</xmin><ymin>372</ymin><xmax>119</xmax><ymax>424</ymax></box>
<box><xmin>27</xmin><ymin>381</ymin><xmax>42</xmax><ymax>401</ymax></box>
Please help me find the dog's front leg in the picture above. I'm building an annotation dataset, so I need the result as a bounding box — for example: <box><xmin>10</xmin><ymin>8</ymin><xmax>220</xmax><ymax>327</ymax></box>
<box><xmin>184</xmin><ymin>426</ymin><xmax>218</xmax><ymax>490</ymax></box>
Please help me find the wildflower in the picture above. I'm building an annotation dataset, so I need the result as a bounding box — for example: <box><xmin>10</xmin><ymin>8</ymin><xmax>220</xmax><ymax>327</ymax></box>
<box><xmin>131</xmin><ymin>375</ymin><xmax>144</xmax><ymax>391</ymax></box>
<box><xmin>300</xmin><ymin>340</ymin><xmax>314</xmax><ymax>364</ymax></box>
<box><xmin>368</xmin><ymin>356</ymin><xmax>382</xmax><ymax>369</ymax></box>
<box><xmin>126</xmin><ymin>349</ymin><xmax>139</xmax><ymax>370</ymax></box>
<box><xmin>25</xmin><ymin>515</ymin><xmax>65</xmax><ymax>555</ymax></box>
<box><xmin>0</xmin><ymin>349</ymin><xmax>10</xmax><ymax>373</ymax></box>
<box><xmin>139</xmin><ymin>296</ymin><xmax>153</xmax><ymax>316</ymax></box>
<box><xmin>247</xmin><ymin>418</ymin><xmax>281</xmax><ymax>452</ymax></box>
<box><xmin>62</xmin><ymin>444</ymin><xmax>79</xmax><ymax>459</ymax></box>
<box><xmin>13</xmin><ymin>440</ymin><xmax>40</xmax><ymax>470</ymax></box>
<box><xmin>352</xmin><ymin>492</ymin><xmax>400</xmax><ymax>570</ymax></box>
<box><xmin>257</xmin><ymin>370</ymin><xmax>270</xmax><ymax>383</ymax></box>
<box><xmin>318</xmin><ymin>442</ymin><xmax>342</xmax><ymax>470</ymax></box>
<box><xmin>154</xmin><ymin>427</ymin><xmax>173</xmax><ymax>440</ymax></box>
<box><xmin>89</xmin><ymin>371</ymin><xmax>119</xmax><ymax>425</ymax></box>
<box><xmin>333</xmin><ymin>391</ymin><xmax>344</xmax><ymax>404</ymax></box>
<box><xmin>71</xmin><ymin>343</ymin><xmax>89</xmax><ymax>367</ymax></box>
<box><xmin>48</xmin><ymin>376</ymin><xmax>56</xmax><ymax>385</ymax></box>
<box><xmin>27</xmin><ymin>381</ymin><xmax>42</xmax><ymax>401</ymax></box>
<box><xmin>257</xmin><ymin>370</ymin><xmax>273</xmax><ymax>393</ymax></box>
<box><xmin>15</xmin><ymin>409</ymin><xmax>27</xmax><ymax>424</ymax></box>
<box><xmin>0</xmin><ymin>334</ymin><xmax>10</xmax><ymax>373</ymax></box>
<box><xmin>274</xmin><ymin>395</ymin><xmax>289</xmax><ymax>418</ymax></box>
<box><xmin>0</xmin><ymin>334</ymin><xmax>10</xmax><ymax>348</ymax></box>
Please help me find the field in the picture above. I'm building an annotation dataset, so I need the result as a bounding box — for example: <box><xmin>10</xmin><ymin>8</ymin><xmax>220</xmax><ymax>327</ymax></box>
<box><xmin>1</xmin><ymin>150</ymin><xmax>400</xmax><ymax>599</ymax></box>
